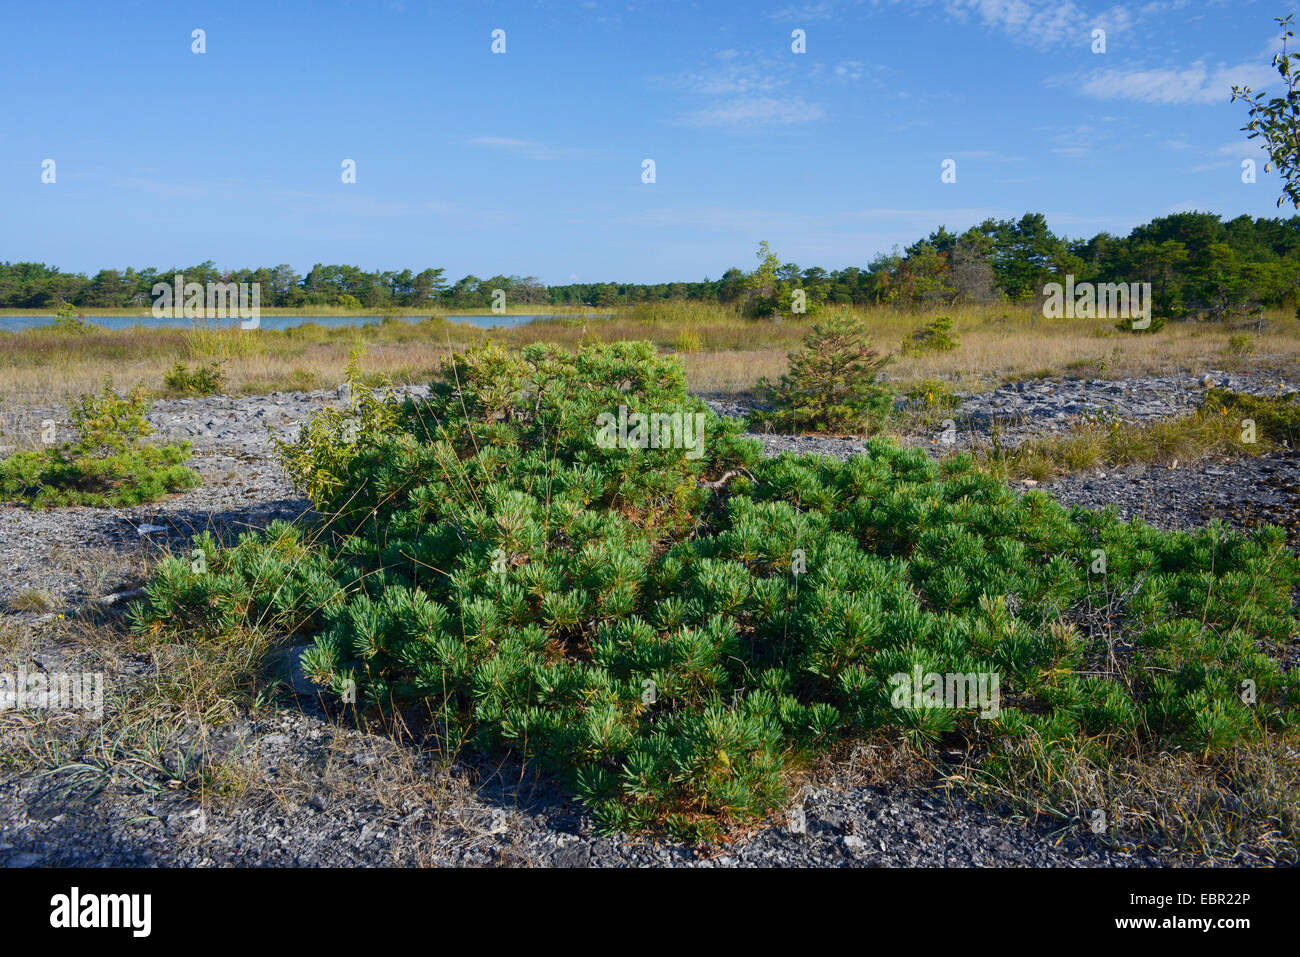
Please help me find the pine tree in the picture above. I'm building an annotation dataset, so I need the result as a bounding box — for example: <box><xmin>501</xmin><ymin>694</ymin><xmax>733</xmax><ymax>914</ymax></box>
<box><xmin>756</xmin><ymin>312</ymin><xmax>891</xmax><ymax>434</ymax></box>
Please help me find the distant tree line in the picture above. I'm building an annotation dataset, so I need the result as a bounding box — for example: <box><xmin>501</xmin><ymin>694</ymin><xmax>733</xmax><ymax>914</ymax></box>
<box><xmin>0</xmin><ymin>263</ymin><xmax>551</xmax><ymax>311</ymax></box>
<box><xmin>4</xmin><ymin>211</ymin><xmax>1299</xmax><ymax>320</ymax></box>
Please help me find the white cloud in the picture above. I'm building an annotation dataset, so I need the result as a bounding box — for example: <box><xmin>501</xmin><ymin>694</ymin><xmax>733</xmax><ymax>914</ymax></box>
<box><xmin>1189</xmin><ymin>138</ymin><xmax>1269</xmax><ymax>171</ymax></box>
<box><xmin>1216</xmin><ymin>139</ymin><xmax>1267</xmax><ymax>157</ymax></box>
<box><xmin>768</xmin><ymin>3</ymin><xmax>837</xmax><ymax>22</ymax></box>
<box><xmin>834</xmin><ymin>60</ymin><xmax>867</xmax><ymax>82</ymax></box>
<box><xmin>945</xmin><ymin>0</ymin><xmax>1091</xmax><ymax>47</ymax></box>
<box><xmin>681</xmin><ymin>96</ymin><xmax>826</xmax><ymax>127</ymax></box>
<box><xmin>770</xmin><ymin>0</ymin><xmax>1173</xmax><ymax>51</ymax></box>
<box><xmin>950</xmin><ymin>149</ymin><xmax>1026</xmax><ymax>162</ymax></box>
<box><xmin>469</xmin><ymin>137</ymin><xmax>588</xmax><ymax>160</ymax></box>
<box><xmin>1077</xmin><ymin>60</ymin><xmax>1277</xmax><ymax>104</ymax></box>
<box><xmin>933</xmin><ymin>0</ymin><xmax>1149</xmax><ymax>50</ymax></box>
<box><xmin>652</xmin><ymin>57</ymin><xmax>789</xmax><ymax>97</ymax></box>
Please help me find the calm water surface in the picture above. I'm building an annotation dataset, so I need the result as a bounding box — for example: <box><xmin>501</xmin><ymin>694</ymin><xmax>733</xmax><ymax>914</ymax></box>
<box><xmin>0</xmin><ymin>313</ymin><xmax>609</xmax><ymax>333</ymax></box>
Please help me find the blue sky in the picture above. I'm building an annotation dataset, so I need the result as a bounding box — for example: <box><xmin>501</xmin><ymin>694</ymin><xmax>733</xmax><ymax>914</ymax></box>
<box><xmin>2</xmin><ymin>0</ymin><xmax>1297</xmax><ymax>283</ymax></box>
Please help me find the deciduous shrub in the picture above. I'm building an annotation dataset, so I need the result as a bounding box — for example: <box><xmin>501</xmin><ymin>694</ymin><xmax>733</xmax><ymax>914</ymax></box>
<box><xmin>135</xmin><ymin>342</ymin><xmax>1300</xmax><ymax>840</ymax></box>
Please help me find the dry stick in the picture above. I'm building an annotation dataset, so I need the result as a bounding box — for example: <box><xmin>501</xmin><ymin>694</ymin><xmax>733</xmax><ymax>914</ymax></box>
<box><xmin>27</xmin><ymin>586</ymin><xmax>148</xmax><ymax>628</ymax></box>
<box><xmin>698</xmin><ymin>468</ymin><xmax>754</xmax><ymax>490</ymax></box>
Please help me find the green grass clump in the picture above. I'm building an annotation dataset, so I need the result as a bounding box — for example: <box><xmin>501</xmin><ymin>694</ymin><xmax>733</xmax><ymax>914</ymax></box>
<box><xmin>133</xmin><ymin>341</ymin><xmax>1300</xmax><ymax>842</ymax></box>
<box><xmin>673</xmin><ymin>331</ymin><xmax>702</xmax><ymax>354</ymax></box>
<box><xmin>0</xmin><ymin>380</ymin><xmax>199</xmax><ymax>508</ymax></box>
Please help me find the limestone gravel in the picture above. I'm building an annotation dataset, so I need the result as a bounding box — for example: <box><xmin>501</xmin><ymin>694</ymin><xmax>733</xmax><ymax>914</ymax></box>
<box><xmin>1</xmin><ymin>372</ymin><xmax>1297</xmax><ymax>868</ymax></box>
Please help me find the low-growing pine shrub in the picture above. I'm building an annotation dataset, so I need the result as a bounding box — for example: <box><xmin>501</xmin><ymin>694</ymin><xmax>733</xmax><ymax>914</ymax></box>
<box><xmin>902</xmin><ymin>315</ymin><xmax>960</xmax><ymax>355</ymax></box>
<box><xmin>164</xmin><ymin>361</ymin><xmax>226</xmax><ymax>396</ymax></box>
<box><xmin>50</xmin><ymin>301</ymin><xmax>92</xmax><ymax>334</ymax></box>
<box><xmin>1113</xmin><ymin>312</ymin><xmax>1167</xmax><ymax>333</ymax></box>
<box><xmin>0</xmin><ymin>380</ymin><xmax>199</xmax><ymax>508</ymax></box>
<box><xmin>134</xmin><ymin>342</ymin><xmax>1300</xmax><ymax>841</ymax></box>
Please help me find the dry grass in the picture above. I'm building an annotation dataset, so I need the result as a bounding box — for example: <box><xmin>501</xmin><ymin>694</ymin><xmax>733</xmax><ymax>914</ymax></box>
<box><xmin>966</xmin><ymin>387</ymin><xmax>1300</xmax><ymax>481</ymax></box>
<box><xmin>2</xmin><ymin>304</ymin><xmax>1297</xmax><ymax>405</ymax></box>
<box><xmin>961</xmin><ymin>728</ymin><xmax>1300</xmax><ymax>864</ymax></box>
<box><xmin>974</xmin><ymin>410</ymin><xmax>1253</xmax><ymax>481</ymax></box>
<box><xmin>0</xmin><ymin>607</ymin><xmax>539</xmax><ymax>865</ymax></box>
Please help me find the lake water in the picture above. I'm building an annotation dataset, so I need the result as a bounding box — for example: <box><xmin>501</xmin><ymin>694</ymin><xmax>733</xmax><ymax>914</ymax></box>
<box><xmin>0</xmin><ymin>313</ymin><xmax>609</xmax><ymax>333</ymax></box>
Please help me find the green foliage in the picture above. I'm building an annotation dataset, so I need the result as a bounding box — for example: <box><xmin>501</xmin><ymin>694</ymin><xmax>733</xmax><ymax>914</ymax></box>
<box><xmin>902</xmin><ymin>379</ymin><xmax>962</xmax><ymax>429</ymax></box>
<box><xmin>739</xmin><ymin>241</ymin><xmax>818</xmax><ymax>317</ymax></box>
<box><xmin>673</xmin><ymin>331</ymin><xmax>702</xmax><ymax>354</ymax></box>
<box><xmin>137</xmin><ymin>342</ymin><xmax>1300</xmax><ymax>841</ymax></box>
<box><xmin>754</xmin><ymin>313</ymin><xmax>892</xmax><ymax>435</ymax></box>
<box><xmin>1114</xmin><ymin>313</ymin><xmax>1168</xmax><ymax>334</ymax></box>
<box><xmin>69</xmin><ymin>380</ymin><xmax>154</xmax><ymax>456</ymax></box>
<box><xmin>1204</xmin><ymin>387</ymin><xmax>1300</xmax><ymax>447</ymax></box>
<box><xmin>0</xmin><ymin>380</ymin><xmax>198</xmax><ymax>508</ymax></box>
<box><xmin>164</xmin><ymin>361</ymin><xmax>226</xmax><ymax>396</ymax></box>
<box><xmin>274</xmin><ymin>378</ymin><xmax>403</xmax><ymax>510</ymax></box>
<box><xmin>1233</xmin><ymin>15</ymin><xmax>1300</xmax><ymax>210</ymax></box>
<box><xmin>52</xmin><ymin>301</ymin><xmax>91</xmax><ymax>333</ymax></box>
<box><xmin>11</xmin><ymin>194</ymin><xmax>1300</xmax><ymax>320</ymax></box>
<box><xmin>1225</xmin><ymin>333</ymin><xmax>1256</xmax><ymax>359</ymax></box>
<box><xmin>904</xmin><ymin>379</ymin><xmax>961</xmax><ymax>410</ymax></box>
<box><xmin>9</xmin><ymin>206</ymin><xmax>1300</xmax><ymax>315</ymax></box>
<box><xmin>902</xmin><ymin>315</ymin><xmax>961</xmax><ymax>355</ymax></box>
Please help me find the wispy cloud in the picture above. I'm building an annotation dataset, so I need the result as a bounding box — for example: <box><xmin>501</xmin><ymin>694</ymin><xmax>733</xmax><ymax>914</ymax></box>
<box><xmin>1039</xmin><ymin>121</ymin><xmax>1114</xmax><ymax>158</ymax></box>
<box><xmin>1189</xmin><ymin>138</ymin><xmax>1269</xmax><ymax>172</ymax></box>
<box><xmin>772</xmin><ymin>0</ymin><xmax>1138</xmax><ymax>48</ymax></box>
<box><xmin>768</xmin><ymin>2</ymin><xmax>838</xmax><ymax>22</ymax></box>
<box><xmin>469</xmin><ymin>137</ymin><xmax>589</xmax><ymax>160</ymax></box>
<box><xmin>652</xmin><ymin>49</ymin><xmax>858</xmax><ymax>128</ymax></box>
<box><xmin>1217</xmin><ymin>139</ymin><xmax>1268</xmax><ymax>159</ymax></box>
<box><xmin>867</xmin><ymin>0</ymin><xmax>1149</xmax><ymax>50</ymax></box>
<box><xmin>1076</xmin><ymin>60</ymin><xmax>1276</xmax><ymax>104</ymax></box>
<box><xmin>950</xmin><ymin>149</ymin><xmax>1026</xmax><ymax>163</ymax></box>
<box><xmin>681</xmin><ymin>96</ymin><xmax>826</xmax><ymax>127</ymax></box>
<box><xmin>651</xmin><ymin>54</ymin><xmax>791</xmax><ymax>97</ymax></box>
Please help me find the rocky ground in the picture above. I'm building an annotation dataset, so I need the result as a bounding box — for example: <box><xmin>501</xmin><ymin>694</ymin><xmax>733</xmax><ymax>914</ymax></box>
<box><xmin>1</xmin><ymin>370</ymin><xmax>1297</xmax><ymax>868</ymax></box>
